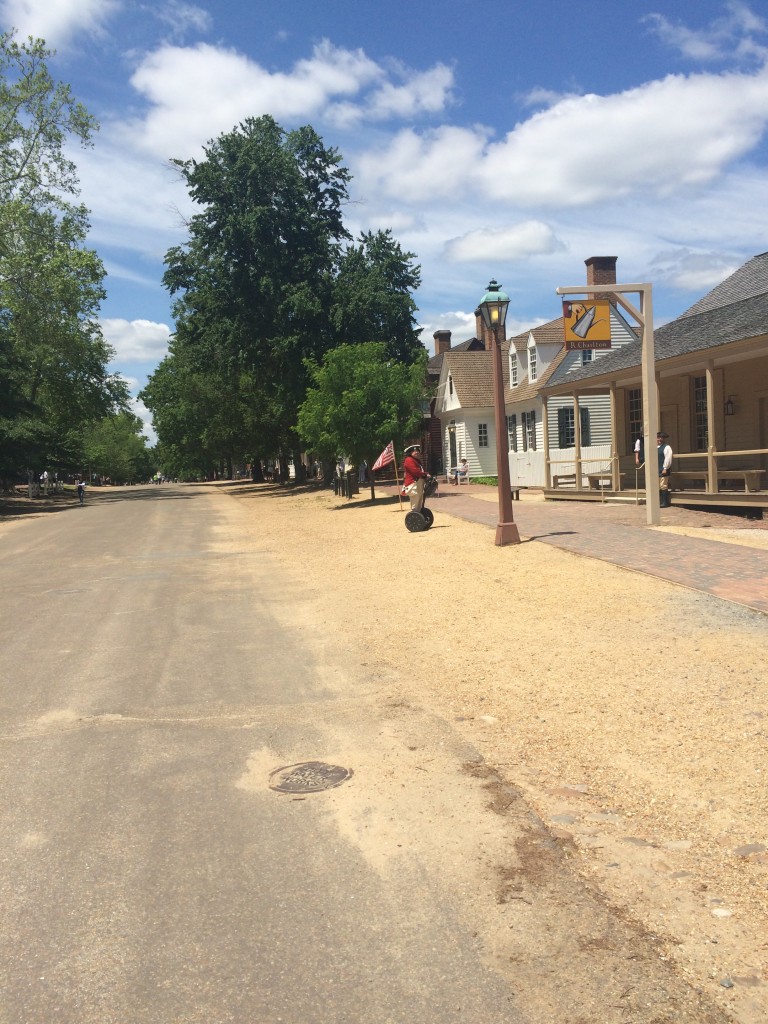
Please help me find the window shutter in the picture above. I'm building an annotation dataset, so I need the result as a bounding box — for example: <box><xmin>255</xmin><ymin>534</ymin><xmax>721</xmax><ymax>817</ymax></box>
<box><xmin>580</xmin><ymin>407</ymin><xmax>591</xmax><ymax>447</ymax></box>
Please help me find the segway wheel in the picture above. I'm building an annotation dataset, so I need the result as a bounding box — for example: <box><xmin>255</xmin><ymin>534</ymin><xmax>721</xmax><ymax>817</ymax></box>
<box><xmin>405</xmin><ymin>510</ymin><xmax>427</xmax><ymax>533</ymax></box>
<box><xmin>421</xmin><ymin>507</ymin><xmax>434</xmax><ymax>529</ymax></box>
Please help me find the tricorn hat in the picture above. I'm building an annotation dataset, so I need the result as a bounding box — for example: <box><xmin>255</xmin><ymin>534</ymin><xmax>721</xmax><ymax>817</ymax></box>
<box><xmin>404</xmin><ymin>443</ymin><xmax>421</xmax><ymax>454</ymax></box>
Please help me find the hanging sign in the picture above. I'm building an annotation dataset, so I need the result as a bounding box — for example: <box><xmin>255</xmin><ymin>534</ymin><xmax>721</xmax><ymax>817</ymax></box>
<box><xmin>562</xmin><ymin>299</ymin><xmax>612</xmax><ymax>349</ymax></box>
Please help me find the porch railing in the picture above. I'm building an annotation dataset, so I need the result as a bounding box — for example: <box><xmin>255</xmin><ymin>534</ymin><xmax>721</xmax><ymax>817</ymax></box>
<box><xmin>548</xmin><ymin>448</ymin><xmax>768</xmax><ymax>495</ymax></box>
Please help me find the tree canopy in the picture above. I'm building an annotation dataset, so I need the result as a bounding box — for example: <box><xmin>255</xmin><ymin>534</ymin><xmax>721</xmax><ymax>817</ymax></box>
<box><xmin>0</xmin><ymin>33</ymin><xmax>127</xmax><ymax>484</ymax></box>
<box><xmin>142</xmin><ymin>115</ymin><xmax>424</xmax><ymax>480</ymax></box>
<box><xmin>81</xmin><ymin>411</ymin><xmax>153</xmax><ymax>483</ymax></box>
<box><xmin>297</xmin><ymin>343</ymin><xmax>427</xmax><ymax>499</ymax></box>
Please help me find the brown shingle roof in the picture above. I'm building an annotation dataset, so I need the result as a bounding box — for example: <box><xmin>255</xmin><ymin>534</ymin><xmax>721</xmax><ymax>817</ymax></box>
<box><xmin>441</xmin><ymin>350</ymin><xmax>494</xmax><ymax>407</ymax></box>
<box><xmin>441</xmin><ymin>327</ymin><xmax>568</xmax><ymax>409</ymax></box>
<box><xmin>428</xmin><ymin>337</ymin><xmax>485</xmax><ymax>375</ymax></box>
<box><xmin>506</xmin><ymin>317</ymin><xmax>568</xmax><ymax>402</ymax></box>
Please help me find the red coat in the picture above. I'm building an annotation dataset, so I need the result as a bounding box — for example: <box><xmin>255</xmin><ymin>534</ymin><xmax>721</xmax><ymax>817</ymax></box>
<box><xmin>403</xmin><ymin>454</ymin><xmax>427</xmax><ymax>486</ymax></box>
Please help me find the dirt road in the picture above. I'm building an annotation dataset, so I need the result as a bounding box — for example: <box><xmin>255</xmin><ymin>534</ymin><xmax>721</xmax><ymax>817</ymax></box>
<box><xmin>225</xmin><ymin>480</ymin><xmax>768</xmax><ymax>1024</ymax></box>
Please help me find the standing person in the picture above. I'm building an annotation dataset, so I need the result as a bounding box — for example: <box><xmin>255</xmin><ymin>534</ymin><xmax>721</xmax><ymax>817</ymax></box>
<box><xmin>657</xmin><ymin>431</ymin><xmax>673</xmax><ymax>507</ymax></box>
<box><xmin>403</xmin><ymin>443</ymin><xmax>429</xmax><ymax>512</ymax></box>
<box><xmin>634</xmin><ymin>435</ymin><xmax>644</xmax><ymax>467</ymax></box>
<box><xmin>76</xmin><ymin>479</ymin><xmax>85</xmax><ymax>506</ymax></box>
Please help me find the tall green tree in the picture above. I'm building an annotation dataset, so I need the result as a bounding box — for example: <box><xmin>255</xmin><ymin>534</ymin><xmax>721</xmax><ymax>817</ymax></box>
<box><xmin>332</xmin><ymin>230</ymin><xmax>423</xmax><ymax>363</ymax></box>
<box><xmin>81</xmin><ymin>411</ymin><xmax>153</xmax><ymax>483</ymax></box>
<box><xmin>297</xmin><ymin>343</ymin><xmax>427</xmax><ymax>500</ymax></box>
<box><xmin>0</xmin><ymin>32</ymin><xmax>97</xmax><ymax>209</ymax></box>
<box><xmin>154</xmin><ymin>116</ymin><xmax>426</xmax><ymax>480</ymax></box>
<box><xmin>140</xmin><ymin>346</ymin><xmax>259</xmax><ymax>480</ymax></box>
<box><xmin>161</xmin><ymin>115</ymin><xmax>352</xmax><ymax>474</ymax></box>
<box><xmin>0</xmin><ymin>33</ymin><xmax>126</xmax><ymax>479</ymax></box>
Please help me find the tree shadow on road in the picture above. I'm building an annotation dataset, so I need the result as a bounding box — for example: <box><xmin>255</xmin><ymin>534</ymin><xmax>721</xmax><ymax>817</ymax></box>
<box><xmin>0</xmin><ymin>485</ymin><xmax>198</xmax><ymax>521</ymax></box>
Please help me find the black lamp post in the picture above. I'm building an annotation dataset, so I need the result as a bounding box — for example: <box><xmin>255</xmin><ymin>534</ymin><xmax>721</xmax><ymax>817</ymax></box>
<box><xmin>479</xmin><ymin>280</ymin><xmax>521</xmax><ymax>546</ymax></box>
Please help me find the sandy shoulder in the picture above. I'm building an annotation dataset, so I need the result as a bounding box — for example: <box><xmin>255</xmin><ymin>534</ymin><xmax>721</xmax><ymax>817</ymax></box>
<box><xmin>227</xmin><ymin>482</ymin><xmax>767</xmax><ymax>1021</ymax></box>
<box><xmin>656</xmin><ymin>526</ymin><xmax>768</xmax><ymax>550</ymax></box>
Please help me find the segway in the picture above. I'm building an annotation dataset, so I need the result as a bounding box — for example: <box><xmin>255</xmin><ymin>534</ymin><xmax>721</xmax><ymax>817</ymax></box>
<box><xmin>404</xmin><ymin>476</ymin><xmax>438</xmax><ymax>532</ymax></box>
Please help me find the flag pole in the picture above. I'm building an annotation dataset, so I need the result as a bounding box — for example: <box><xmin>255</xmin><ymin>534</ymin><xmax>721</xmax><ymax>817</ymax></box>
<box><xmin>393</xmin><ymin>452</ymin><xmax>403</xmax><ymax>512</ymax></box>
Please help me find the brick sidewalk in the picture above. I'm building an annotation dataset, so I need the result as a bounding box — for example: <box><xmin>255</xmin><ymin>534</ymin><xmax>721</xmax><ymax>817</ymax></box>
<box><xmin>391</xmin><ymin>484</ymin><xmax>768</xmax><ymax>616</ymax></box>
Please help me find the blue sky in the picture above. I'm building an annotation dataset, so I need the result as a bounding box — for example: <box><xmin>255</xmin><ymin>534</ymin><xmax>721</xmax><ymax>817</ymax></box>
<box><xmin>3</xmin><ymin>0</ymin><xmax>768</xmax><ymax>438</ymax></box>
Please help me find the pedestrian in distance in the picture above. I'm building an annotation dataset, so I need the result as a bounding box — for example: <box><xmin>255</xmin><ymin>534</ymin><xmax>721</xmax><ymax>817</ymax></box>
<box><xmin>76</xmin><ymin>479</ymin><xmax>85</xmax><ymax>505</ymax></box>
<box><xmin>657</xmin><ymin>431</ymin><xmax>673</xmax><ymax>508</ymax></box>
<box><xmin>451</xmin><ymin>458</ymin><xmax>468</xmax><ymax>484</ymax></box>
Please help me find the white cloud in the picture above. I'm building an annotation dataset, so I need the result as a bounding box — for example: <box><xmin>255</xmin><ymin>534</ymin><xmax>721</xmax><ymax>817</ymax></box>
<box><xmin>356</xmin><ymin>65</ymin><xmax>768</xmax><ymax>207</ymax></box>
<box><xmin>153</xmin><ymin>0</ymin><xmax>211</xmax><ymax>39</ymax></box>
<box><xmin>76</xmin><ymin>141</ymin><xmax>192</xmax><ymax>259</ymax></box>
<box><xmin>647</xmin><ymin>248</ymin><xmax>741</xmax><ymax>291</ymax></box>
<box><xmin>355</xmin><ymin>125</ymin><xmax>488</xmax><ymax>203</ymax></box>
<box><xmin>418</xmin><ymin>310</ymin><xmax>476</xmax><ymax>344</ymax></box>
<box><xmin>120</xmin><ymin>40</ymin><xmax>453</xmax><ymax>160</ymax></box>
<box><xmin>102</xmin><ymin>318</ymin><xmax>170</xmax><ymax>362</ymax></box>
<box><xmin>129</xmin><ymin>395</ymin><xmax>156</xmax><ymax>443</ymax></box>
<box><xmin>644</xmin><ymin>2</ymin><xmax>768</xmax><ymax>64</ymax></box>
<box><xmin>443</xmin><ymin>221</ymin><xmax>565</xmax><ymax>262</ymax></box>
<box><xmin>366</xmin><ymin>64</ymin><xmax>454</xmax><ymax>120</ymax></box>
<box><xmin>1</xmin><ymin>0</ymin><xmax>120</xmax><ymax>47</ymax></box>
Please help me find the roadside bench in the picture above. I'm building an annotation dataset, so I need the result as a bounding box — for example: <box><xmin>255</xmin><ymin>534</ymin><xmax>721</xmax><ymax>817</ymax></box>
<box><xmin>552</xmin><ymin>473</ymin><xmax>579</xmax><ymax>488</ymax></box>
<box><xmin>587</xmin><ymin>472</ymin><xmax>626</xmax><ymax>490</ymax></box>
<box><xmin>552</xmin><ymin>473</ymin><xmax>597</xmax><ymax>489</ymax></box>
<box><xmin>671</xmin><ymin>469</ymin><xmax>765</xmax><ymax>492</ymax></box>
<box><xmin>718</xmin><ymin>469</ymin><xmax>765</xmax><ymax>492</ymax></box>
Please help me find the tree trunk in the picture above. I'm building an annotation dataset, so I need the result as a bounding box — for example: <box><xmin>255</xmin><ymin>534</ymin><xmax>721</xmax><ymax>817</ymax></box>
<box><xmin>251</xmin><ymin>459</ymin><xmax>264</xmax><ymax>483</ymax></box>
<box><xmin>292</xmin><ymin>453</ymin><xmax>306</xmax><ymax>484</ymax></box>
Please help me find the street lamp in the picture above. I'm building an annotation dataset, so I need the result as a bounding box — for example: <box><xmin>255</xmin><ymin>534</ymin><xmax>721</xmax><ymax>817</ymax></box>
<box><xmin>478</xmin><ymin>280</ymin><xmax>521</xmax><ymax>546</ymax></box>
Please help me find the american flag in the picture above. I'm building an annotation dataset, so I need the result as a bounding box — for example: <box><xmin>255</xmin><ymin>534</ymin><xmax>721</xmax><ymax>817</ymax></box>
<box><xmin>372</xmin><ymin>441</ymin><xmax>395</xmax><ymax>471</ymax></box>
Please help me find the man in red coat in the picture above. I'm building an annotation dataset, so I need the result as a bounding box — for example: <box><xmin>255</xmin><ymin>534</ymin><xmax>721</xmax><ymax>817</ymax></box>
<box><xmin>403</xmin><ymin>443</ymin><xmax>428</xmax><ymax>512</ymax></box>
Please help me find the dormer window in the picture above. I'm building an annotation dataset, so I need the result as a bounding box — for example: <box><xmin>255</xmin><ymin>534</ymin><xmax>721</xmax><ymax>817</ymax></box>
<box><xmin>529</xmin><ymin>346</ymin><xmax>537</xmax><ymax>382</ymax></box>
<box><xmin>510</xmin><ymin>353</ymin><xmax>518</xmax><ymax>387</ymax></box>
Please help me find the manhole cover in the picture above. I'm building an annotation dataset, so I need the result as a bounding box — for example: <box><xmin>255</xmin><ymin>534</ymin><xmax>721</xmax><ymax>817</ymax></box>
<box><xmin>269</xmin><ymin>761</ymin><xmax>352</xmax><ymax>794</ymax></box>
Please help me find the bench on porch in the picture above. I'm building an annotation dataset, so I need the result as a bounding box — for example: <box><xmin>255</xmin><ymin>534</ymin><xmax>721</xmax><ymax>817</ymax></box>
<box><xmin>671</xmin><ymin>469</ymin><xmax>765</xmax><ymax>493</ymax></box>
<box><xmin>587</xmin><ymin>472</ymin><xmax>626</xmax><ymax>490</ymax></box>
<box><xmin>552</xmin><ymin>473</ymin><xmax>590</xmax><ymax>489</ymax></box>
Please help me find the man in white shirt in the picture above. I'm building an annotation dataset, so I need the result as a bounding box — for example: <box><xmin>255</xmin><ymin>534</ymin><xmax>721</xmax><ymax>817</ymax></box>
<box><xmin>657</xmin><ymin>432</ymin><xmax>673</xmax><ymax>508</ymax></box>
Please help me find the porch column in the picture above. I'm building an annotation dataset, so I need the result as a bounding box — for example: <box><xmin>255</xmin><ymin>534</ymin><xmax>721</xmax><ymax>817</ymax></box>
<box><xmin>609</xmin><ymin>383</ymin><xmax>620</xmax><ymax>490</ymax></box>
<box><xmin>706</xmin><ymin>361</ymin><xmax>718</xmax><ymax>493</ymax></box>
<box><xmin>542</xmin><ymin>395</ymin><xmax>551</xmax><ymax>489</ymax></box>
<box><xmin>573</xmin><ymin>392</ymin><xmax>582</xmax><ymax>488</ymax></box>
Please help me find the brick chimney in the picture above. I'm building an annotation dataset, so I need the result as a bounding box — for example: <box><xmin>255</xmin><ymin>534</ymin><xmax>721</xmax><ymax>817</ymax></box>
<box><xmin>473</xmin><ymin>308</ymin><xmax>506</xmax><ymax>350</ymax></box>
<box><xmin>433</xmin><ymin>329</ymin><xmax>452</xmax><ymax>355</ymax></box>
<box><xmin>585</xmin><ymin>256</ymin><xmax>617</xmax><ymax>299</ymax></box>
